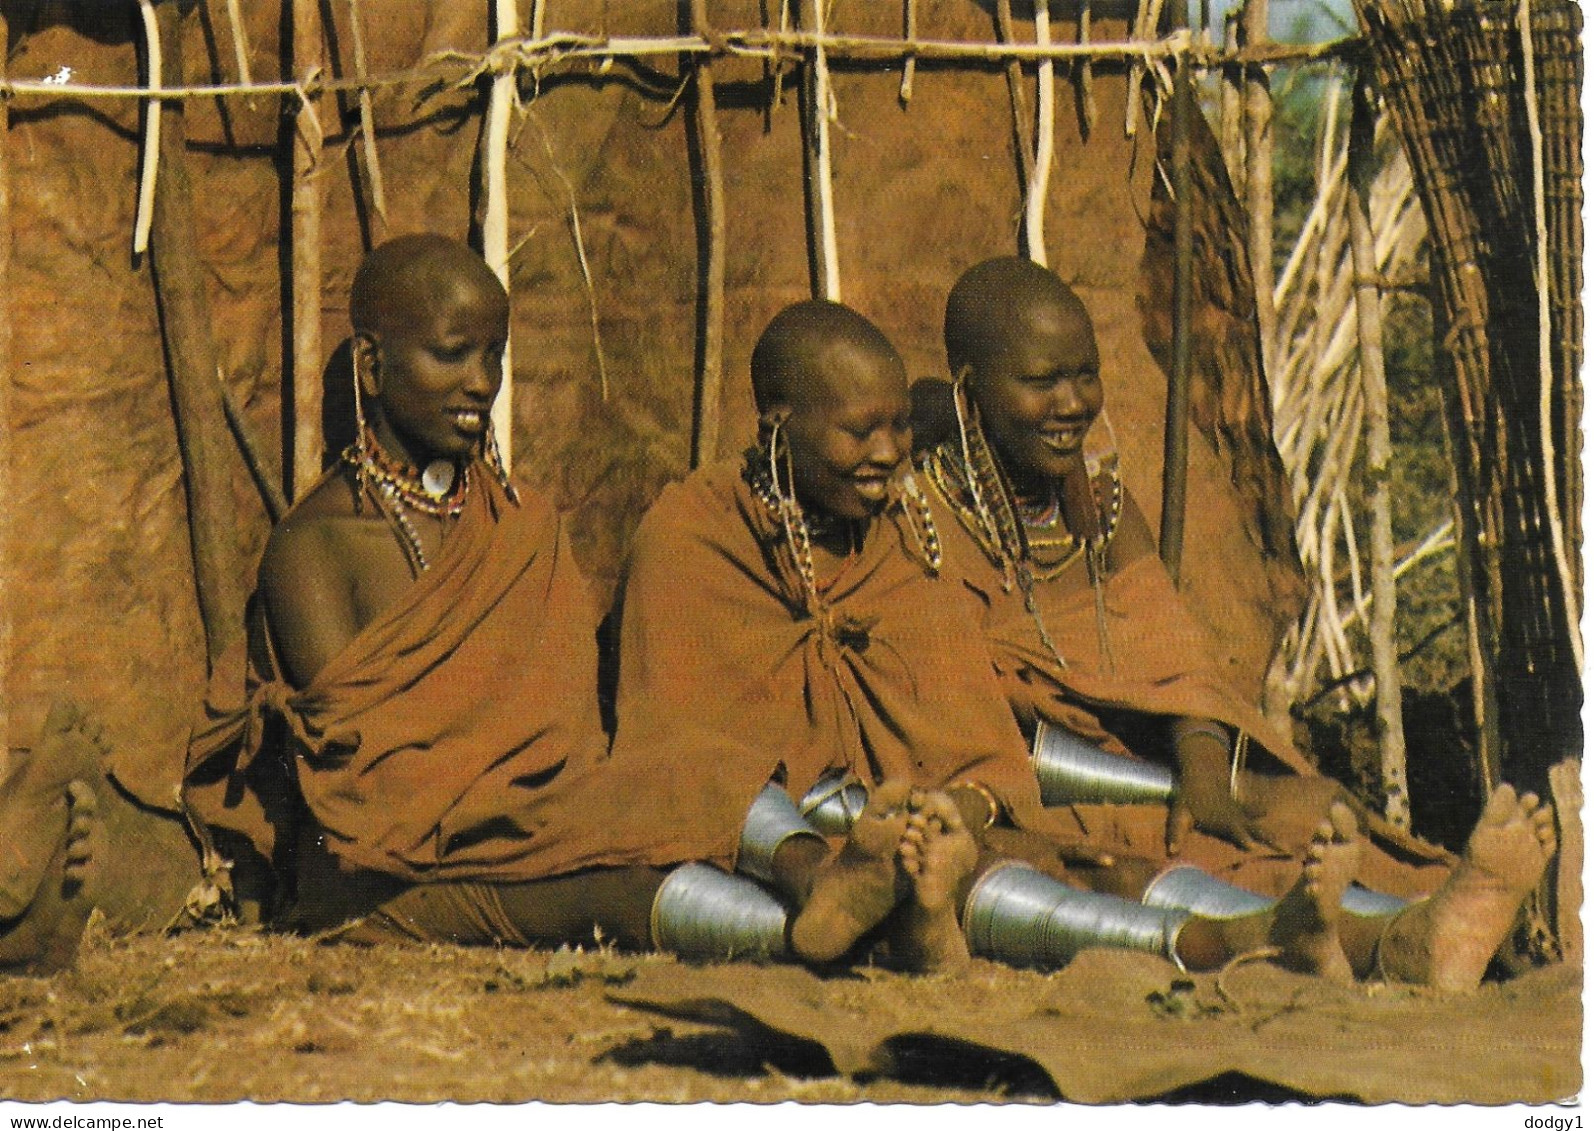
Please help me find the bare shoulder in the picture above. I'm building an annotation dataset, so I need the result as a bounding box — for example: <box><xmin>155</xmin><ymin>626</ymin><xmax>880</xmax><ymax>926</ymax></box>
<box><xmin>259</xmin><ymin>474</ymin><xmax>359</xmax><ymax>590</ymax></box>
<box><xmin>257</xmin><ymin>473</ymin><xmax>374</xmax><ymax>687</ymax></box>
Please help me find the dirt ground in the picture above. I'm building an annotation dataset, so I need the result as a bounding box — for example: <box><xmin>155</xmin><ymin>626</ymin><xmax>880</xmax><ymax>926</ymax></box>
<box><xmin>0</xmin><ymin>915</ymin><xmax>1577</xmax><ymax>1107</ymax></box>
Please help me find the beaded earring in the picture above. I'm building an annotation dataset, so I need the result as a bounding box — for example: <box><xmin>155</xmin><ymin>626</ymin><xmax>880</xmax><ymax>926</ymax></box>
<box><xmin>947</xmin><ymin>366</ymin><xmax>1076</xmax><ymax>672</ymax></box>
<box><xmin>484</xmin><ymin>418</ymin><xmax>519</xmax><ymax>504</ymax></box>
<box><xmin>951</xmin><ymin>368</ymin><xmax>1024</xmax><ymax>590</ymax></box>
<box><xmin>346</xmin><ymin>340</ymin><xmax>376</xmax><ymax>513</ymax></box>
<box><xmin>896</xmin><ymin>472</ymin><xmax>943</xmax><ymax>573</ymax></box>
<box><xmin>764</xmin><ymin>415</ymin><xmax>820</xmax><ymax>613</ymax></box>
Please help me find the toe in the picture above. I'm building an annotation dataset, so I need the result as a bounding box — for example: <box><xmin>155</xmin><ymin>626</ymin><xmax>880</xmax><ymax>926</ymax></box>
<box><xmin>1483</xmin><ymin>784</ymin><xmax>1518</xmax><ymax>823</ymax></box>
<box><xmin>871</xmin><ymin>780</ymin><xmax>914</xmax><ymax>813</ymax></box>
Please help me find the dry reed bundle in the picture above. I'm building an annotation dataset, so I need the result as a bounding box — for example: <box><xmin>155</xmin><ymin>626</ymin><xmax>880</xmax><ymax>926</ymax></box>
<box><xmin>1269</xmin><ymin>81</ymin><xmax>1430</xmax><ymax>720</ymax></box>
<box><xmin>1354</xmin><ymin>0</ymin><xmax>1582</xmax><ymax>789</ymax></box>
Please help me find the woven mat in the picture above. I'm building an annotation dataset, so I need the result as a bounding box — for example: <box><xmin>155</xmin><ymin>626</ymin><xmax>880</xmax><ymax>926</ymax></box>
<box><xmin>609</xmin><ymin>951</ymin><xmax>1580</xmax><ymax>1103</ymax></box>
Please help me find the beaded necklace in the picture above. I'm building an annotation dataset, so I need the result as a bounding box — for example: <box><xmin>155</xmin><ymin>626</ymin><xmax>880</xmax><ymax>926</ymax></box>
<box><xmin>743</xmin><ymin>430</ymin><xmax>943</xmax><ymax>615</ymax></box>
<box><xmin>927</xmin><ymin>378</ymin><xmax>1122</xmax><ymax>673</ymax></box>
<box><xmin>343</xmin><ymin>426</ymin><xmax>471</xmax><ymax>574</ymax></box>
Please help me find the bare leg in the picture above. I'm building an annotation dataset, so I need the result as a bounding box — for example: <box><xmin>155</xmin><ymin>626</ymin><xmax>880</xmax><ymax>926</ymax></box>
<box><xmin>789</xmin><ymin>780</ymin><xmax>913</xmax><ymax>963</ymax></box>
<box><xmin>1175</xmin><ymin>801</ymin><xmax>1359</xmax><ymax>981</ymax></box>
<box><xmin>0</xmin><ymin>702</ymin><xmax>104</xmax><ymax>919</ymax></box>
<box><xmin>0</xmin><ymin>780</ymin><xmax>99</xmax><ymax>973</ymax></box>
<box><xmin>329</xmin><ymin>866</ymin><xmax>667</xmax><ymax>950</ymax></box>
<box><xmin>1378</xmin><ymin>785</ymin><xmax>1557</xmax><ymax>991</ymax></box>
<box><xmin>893</xmin><ymin>790</ymin><xmax>978</xmax><ymax>972</ymax></box>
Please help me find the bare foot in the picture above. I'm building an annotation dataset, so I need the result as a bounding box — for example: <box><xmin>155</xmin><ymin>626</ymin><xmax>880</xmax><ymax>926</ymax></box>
<box><xmin>789</xmin><ymin>780</ymin><xmax>913</xmax><ymax>963</ymax></box>
<box><xmin>1379</xmin><ymin>784</ymin><xmax>1558</xmax><ymax>991</ymax></box>
<box><xmin>1263</xmin><ymin>800</ymin><xmax>1359</xmax><ymax>984</ymax></box>
<box><xmin>0</xmin><ymin>779</ymin><xmax>100</xmax><ymax>973</ymax></box>
<box><xmin>893</xmin><ymin>791</ymin><xmax>978</xmax><ymax>972</ymax></box>
<box><xmin>0</xmin><ymin>702</ymin><xmax>105</xmax><ymax>919</ymax></box>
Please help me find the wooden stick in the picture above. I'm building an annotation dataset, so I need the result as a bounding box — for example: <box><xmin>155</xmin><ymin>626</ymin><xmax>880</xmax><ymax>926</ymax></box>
<box><xmin>800</xmin><ymin>0</ymin><xmax>840</xmax><ymax>301</ymax></box>
<box><xmin>1241</xmin><ymin>0</ymin><xmax>1277</xmax><ymax>377</ymax></box>
<box><xmin>1159</xmin><ymin>52</ymin><xmax>1194</xmax><ymax>584</ymax></box>
<box><xmin>1347</xmin><ymin>78</ymin><xmax>1409</xmax><ymax>827</ymax></box>
<box><xmin>531</xmin><ymin>0</ymin><xmax>547</xmax><ymax>39</ymax></box>
<box><xmin>1124</xmin><ymin>0</ymin><xmax>1148</xmax><ymax>137</ymax></box>
<box><xmin>222</xmin><ymin>0</ymin><xmax>253</xmax><ymax>86</ymax></box>
<box><xmin>899</xmin><ymin>0</ymin><xmax>917</xmax><ymax>104</ymax></box>
<box><xmin>1218</xmin><ymin>13</ymin><xmax>1243</xmax><ymax>188</ymax></box>
<box><xmin>770</xmin><ymin>0</ymin><xmax>790</xmax><ymax>115</ymax></box>
<box><xmin>290</xmin><ymin>0</ymin><xmax>325</xmax><ymax>500</ymax></box>
<box><xmin>347</xmin><ymin>0</ymin><xmax>388</xmax><ymax>226</ymax></box>
<box><xmin>217</xmin><ymin>367</ymin><xmax>288</xmax><ymax>524</ymax></box>
<box><xmin>690</xmin><ymin>0</ymin><xmax>727</xmax><ymax>468</ymax></box>
<box><xmin>1076</xmin><ymin>0</ymin><xmax>1097</xmax><ymax>137</ymax></box>
<box><xmin>0</xmin><ymin>5</ymin><xmax>11</xmax><ymax>766</ymax></box>
<box><xmin>483</xmin><ymin>0</ymin><xmax>518</xmax><ymax>474</ymax></box>
<box><xmin>993</xmin><ymin>0</ymin><xmax>1034</xmax><ymax>189</ymax></box>
<box><xmin>133</xmin><ymin>0</ymin><xmax>163</xmax><ymax>256</ymax></box>
<box><xmin>1024</xmin><ymin>0</ymin><xmax>1055</xmax><ymax>267</ymax></box>
<box><xmin>148</xmin><ymin>0</ymin><xmax>247</xmax><ymax>673</ymax></box>
<box><xmin>1519</xmin><ymin>0</ymin><xmax>1581</xmax><ymax>673</ymax></box>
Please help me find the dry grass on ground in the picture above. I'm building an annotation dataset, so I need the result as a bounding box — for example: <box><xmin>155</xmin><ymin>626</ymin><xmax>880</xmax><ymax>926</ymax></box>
<box><xmin>0</xmin><ymin>922</ymin><xmax>1043</xmax><ymax>1105</ymax></box>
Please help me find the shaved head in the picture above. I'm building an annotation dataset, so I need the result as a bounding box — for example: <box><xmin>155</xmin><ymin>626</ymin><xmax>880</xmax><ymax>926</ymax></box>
<box><xmin>351</xmin><ymin>233</ymin><xmax>507</xmax><ymax>337</ymax></box>
<box><xmin>751</xmin><ymin>300</ymin><xmax>903</xmax><ymax>415</ymax></box>
<box><xmin>944</xmin><ymin>256</ymin><xmax>1094</xmax><ymax>378</ymax></box>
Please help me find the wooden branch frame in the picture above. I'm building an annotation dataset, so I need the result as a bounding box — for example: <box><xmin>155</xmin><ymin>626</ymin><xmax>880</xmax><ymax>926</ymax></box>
<box><xmin>0</xmin><ymin>31</ymin><xmax>1358</xmax><ymax>106</ymax></box>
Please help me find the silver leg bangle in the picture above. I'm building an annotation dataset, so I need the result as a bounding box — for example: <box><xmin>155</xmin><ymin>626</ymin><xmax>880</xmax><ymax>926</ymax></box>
<box><xmin>1031</xmin><ymin>720</ymin><xmax>1176</xmax><ymax>806</ymax></box>
<box><xmin>650</xmin><ymin>863</ymin><xmax>790</xmax><ymax>962</ymax></box>
<box><xmin>1143</xmin><ymin>865</ymin><xmax>1273</xmax><ymax>918</ymax></box>
<box><xmin>963</xmin><ymin>862</ymin><xmax>1192</xmax><ymax>973</ymax></box>
<box><xmin>738</xmin><ymin>783</ymin><xmax>825</xmax><ymax>883</ymax></box>
<box><xmin>1341</xmin><ymin>883</ymin><xmax>1409</xmax><ymax>918</ymax></box>
<box><xmin>799</xmin><ymin>770</ymin><xmax>869</xmax><ymax>836</ymax></box>
<box><xmin>1144</xmin><ymin>864</ymin><xmax>1410</xmax><ymax>920</ymax></box>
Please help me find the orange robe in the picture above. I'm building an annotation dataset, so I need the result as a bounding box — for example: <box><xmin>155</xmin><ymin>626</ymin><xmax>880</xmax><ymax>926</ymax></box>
<box><xmin>608</xmin><ymin>458</ymin><xmax>1051</xmax><ymax>836</ymax></box>
<box><xmin>920</xmin><ymin>446</ymin><xmax>1448</xmax><ymax>897</ymax></box>
<box><xmin>183</xmin><ymin>469</ymin><xmax>740</xmax><ymax>902</ymax></box>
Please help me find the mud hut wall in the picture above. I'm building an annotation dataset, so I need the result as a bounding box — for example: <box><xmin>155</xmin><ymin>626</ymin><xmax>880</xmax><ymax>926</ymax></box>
<box><xmin>3</xmin><ymin>0</ymin><xmax>1296</xmax><ymax>808</ymax></box>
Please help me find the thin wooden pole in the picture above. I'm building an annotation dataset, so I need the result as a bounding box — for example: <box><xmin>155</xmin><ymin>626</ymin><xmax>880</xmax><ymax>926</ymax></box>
<box><xmin>1241</xmin><ymin>0</ymin><xmax>1277</xmax><ymax>375</ymax></box>
<box><xmin>800</xmin><ymin>0</ymin><xmax>840</xmax><ymax>301</ymax></box>
<box><xmin>483</xmin><ymin>0</ymin><xmax>517</xmax><ymax>474</ymax></box>
<box><xmin>149</xmin><ymin>0</ymin><xmax>246</xmax><ymax>673</ymax></box>
<box><xmin>899</xmin><ymin>0</ymin><xmax>917</xmax><ymax>104</ymax></box>
<box><xmin>993</xmin><ymin>0</ymin><xmax>1034</xmax><ymax>188</ymax></box>
<box><xmin>0</xmin><ymin>5</ymin><xmax>11</xmax><ymax>765</ymax></box>
<box><xmin>133</xmin><ymin>0</ymin><xmax>163</xmax><ymax>256</ymax></box>
<box><xmin>347</xmin><ymin>0</ymin><xmax>388</xmax><ymax>228</ymax></box>
<box><xmin>222</xmin><ymin>0</ymin><xmax>253</xmax><ymax>86</ymax></box>
<box><xmin>1023</xmin><ymin>0</ymin><xmax>1055</xmax><ymax>266</ymax></box>
<box><xmin>689</xmin><ymin>0</ymin><xmax>727</xmax><ymax>468</ymax></box>
<box><xmin>1435</xmin><ymin>383</ymin><xmax>1499</xmax><ymax>793</ymax></box>
<box><xmin>1347</xmin><ymin>80</ymin><xmax>1409</xmax><ymax>828</ymax></box>
<box><xmin>1075</xmin><ymin>0</ymin><xmax>1097</xmax><ymax>138</ymax></box>
<box><xmin>1218</xmin><ymin>13</ymin><xmax>1243</xmax><ymax>187</ymax></box>
<box><xmin>1159</xmin><ymin>51</ymin><xmax>1194</xmax><ymax>583</ymax></box>
<box><xmin>289</xmin><ymin>0</ymin><xmax>325</xmax><ymax>498</ymax></box>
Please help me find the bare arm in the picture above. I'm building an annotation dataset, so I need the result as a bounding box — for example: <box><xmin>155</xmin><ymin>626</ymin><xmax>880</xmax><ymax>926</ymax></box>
<box><xmin>258</xmin><ymin>518</ymin><xmax>362</xmax><ymax>691</ymax></box>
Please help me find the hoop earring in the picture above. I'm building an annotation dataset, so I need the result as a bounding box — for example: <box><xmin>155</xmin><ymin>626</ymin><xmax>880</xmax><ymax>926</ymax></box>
<box><xmin>764</xmin><ymin>417</ymin><xmax>819</xmax><ymax>612</ymax></box>
<box><xmin>347</xmin><ymin>349</ymin><xmax>375</xmax><ymax>512</ymax></box>
<box><xmin>484</xmin><ymin>418</ymin><xmax>519</xmax><ymax>504</ymax></box>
